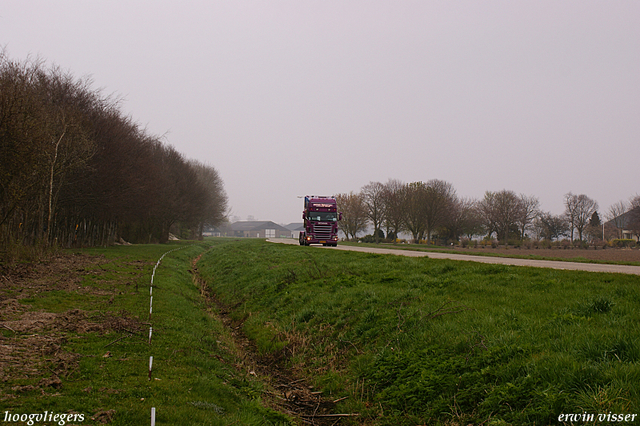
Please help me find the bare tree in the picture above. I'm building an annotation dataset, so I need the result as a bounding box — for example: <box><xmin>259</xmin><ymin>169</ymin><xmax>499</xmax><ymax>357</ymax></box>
<box><xmin>37</xmin><ymin>68</ymin><xmax>95</xmax><ymax>245</ymax></box>
<box><xmin>361</xmin><ymin>181</ymin><xmax>386</xmax><ymax>243</ymax></box>
<box><xmin>563</xmin><ymin>192</ymin><xmax>598</xmax><ymax>242</ymax></box>
<box><xmin>516</xmin><ymin>194</ymin><xmax>540</xmax><ymax>240</ymax></box>
<box><xmin>564</xmin><ymin>193</ymin><xmax>598</xmax><ymax>242</ymax></box>
<box><xmin>382</xmin><ymin>179</ymin><xmax>405</xmax><ymax>242</ymax></box>
<box><xmin>478</xmin><ymin>190</ymin><xmax>523</xmax><ymax>244</ymax></box>
<box><xmin>442</xmin><ymin>197</ymin><xmax>480</xmax><ymax>241</ymax></box>
<box><xmin>478</xmin><ymin>192</ymin><xmax>497</xmax><ymax>239</ymax></box>
<box><xmin>535</xmin><ymin>212</ymin><xmax>569</xmax><ymax>241</ymax></box>
<box><xmin>563</xmin><ymin>192</ymin><xmax>579</xmax><ymax>242</ymax></box>
<box><xmin>0</xmin><ymin>53</ymin><xmax>46</xmax><ymax>233</ymax></box>
<box><xmin>402</xmin><ymin>182</ymin><xmax>428</xmax><ymax>243</ymax></box>
<box><xmin>189</xmin><ymin>160</ymin><xmax>228</xmax><ymax>239</ymax></box>
<box><xmin>423</xmin><ymin>179</ymin><xmax>456</xmax><ymax>243</ymax></box>
<box><xmin>0</xmin><ymin>57</ymin><xmax>95</xmax><ymax>246</ymax></box>
<box><xmin>0</xmin><ymin>52</ymin><xmax>229</xmax><ymax>250</ymax></box>
<box><xmin>335</xmin><ymin>191</ymin><xmax>368</xmax><ymax>241</ymax></box>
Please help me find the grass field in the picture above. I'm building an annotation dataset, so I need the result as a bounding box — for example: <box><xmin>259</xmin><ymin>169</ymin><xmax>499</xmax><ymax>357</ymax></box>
<box><xmin>0</xmin><ymin>241</ymin><xmax>293</xmax><ymax>425</ymax></box>
<box><xmin>198</xmin><ymin>239</ymin><xmax>640</xmax><ymax>425</ymax></box>
<box><xmin>2</xmin><ymin>238</ymin><xmax>639</xmax><ymax>425</ymax></box>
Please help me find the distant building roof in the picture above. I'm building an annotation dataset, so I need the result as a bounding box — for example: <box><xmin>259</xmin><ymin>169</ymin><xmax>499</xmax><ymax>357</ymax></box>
<box><xmin>605</xmin><ymin>208</ymin><xmax>638</xmax><ymax>229</ymax></box>
<box><xmin>284</xmin><ymin>222</ymin><xmax>304</xmax><ymax>231</ymax></box>
<box><xmin>230</xmin><ymin>221</ymin><xmax>290</xmax><ymax>232</ymax></box>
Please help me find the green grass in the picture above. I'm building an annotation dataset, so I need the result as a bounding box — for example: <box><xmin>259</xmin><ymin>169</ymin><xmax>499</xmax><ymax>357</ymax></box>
<box><xmin>5</xmin><ymin>238</ymin><xmax>639</xmax><ymax>425</ymax></box>
<box><xmin>198</xmin><ymin>239</ymin><xmax>640</xmax><ymax>425</ymax></box>
<box><xmin>1</xmin><ymin>240</ymin><xmax>294</xmax><ymax>426</ymax></box>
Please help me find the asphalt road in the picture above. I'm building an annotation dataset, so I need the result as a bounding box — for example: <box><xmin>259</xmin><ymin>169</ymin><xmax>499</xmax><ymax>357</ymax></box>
<box><xmin>266</xmin><ymin>238</ymin><xmax>640</xmax><ymax>276</ymax></box>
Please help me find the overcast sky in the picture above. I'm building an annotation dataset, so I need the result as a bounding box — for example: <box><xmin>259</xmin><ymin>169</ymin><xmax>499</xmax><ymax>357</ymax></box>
<box><xmin>2</xmin><ymin>1</ymin><xmax>639</xmax><ymax>225</ymax></box>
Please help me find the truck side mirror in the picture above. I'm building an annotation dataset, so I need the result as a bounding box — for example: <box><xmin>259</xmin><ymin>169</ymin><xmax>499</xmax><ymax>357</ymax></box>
<box><xmin>302</xmin><ymin>212</ymin><xmax>306</xmax><ymax>220</ymax></box>
<box><xmin>339</xmin><ymin>212</ymin><xmax>343</xmax><ymax>221</ymax></box>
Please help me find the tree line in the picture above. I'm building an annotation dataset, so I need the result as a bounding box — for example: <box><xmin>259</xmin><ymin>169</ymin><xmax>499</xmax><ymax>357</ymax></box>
<box><xmin>0</xmin><ymin>53</ymin><xmax>227</xmax><ymax>252</ymax></box>
<box><xmin>336</xmin><ymin>180</ymin><xmax>640</xmax><ymax>245</ymax></box>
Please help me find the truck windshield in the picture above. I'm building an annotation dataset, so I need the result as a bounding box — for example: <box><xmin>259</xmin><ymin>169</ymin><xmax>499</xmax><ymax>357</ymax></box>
<box><xmin>308</xmin><ymin>212</ymin><xmax>337</xmax><ymax>222</ymax></box>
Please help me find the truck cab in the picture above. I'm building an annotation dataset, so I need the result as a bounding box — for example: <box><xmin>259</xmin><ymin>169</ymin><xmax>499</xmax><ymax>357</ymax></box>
<box><xmin>299</xmin><ymin>196</ymin><xmax>341</xmax><ymax>246</ymax></box>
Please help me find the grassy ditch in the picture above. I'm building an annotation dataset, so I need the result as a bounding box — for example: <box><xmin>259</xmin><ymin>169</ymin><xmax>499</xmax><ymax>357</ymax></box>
<box><xmin>0</xmin><ymin>240</ymin><xmax>293</xmax><ymax>425</ymax></box>
<box><xmin>197</xmin><ymin>239</ymin><xmax>640</xmax><ymax>425</ymax></box>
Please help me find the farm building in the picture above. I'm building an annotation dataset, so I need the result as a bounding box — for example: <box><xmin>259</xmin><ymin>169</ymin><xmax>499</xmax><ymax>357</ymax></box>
<box><xmin>606</xmin><ymin>208</ymin><xmax>640</xmax><ymax>241</ymax></box>
<box><xmin>285</xmin><ymin>223</ymin><xmax>304</xmax><ymax>239</ymax></box>
<box><xmin>227</xmin><ymin>221</ymin><xmax>291</xmax><ymax>238</ymax></box>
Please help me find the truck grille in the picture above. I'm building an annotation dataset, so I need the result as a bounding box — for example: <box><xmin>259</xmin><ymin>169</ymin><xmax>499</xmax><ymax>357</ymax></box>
<box><xmin>313</xmin><ymin>223</ymin><xmax>332</xmax><ymax>239</ymax></box>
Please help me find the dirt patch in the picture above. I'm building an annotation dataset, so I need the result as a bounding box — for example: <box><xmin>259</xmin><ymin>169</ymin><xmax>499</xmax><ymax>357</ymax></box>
<box><xmin>1</xmin><ymin>253</ymin><xmax>109</xmax><ymax>299</ymax></box>
<box><xmin>0</xmin><ymin>252</ymin><xmax>149</xmax><ymax>303</ymax></box>
<box><xmin>0</xmin><ymin>308</ymin><xmax>144</xmax><ymax>394</ymax></box>
<box><xmin>0</xmin><ymin>253</ymin><xmax>147</xmax><ymax>398</ymax></box>
<box><xmin>191</xmin><ymin>256</ymin><xmax>348</xmax><ymax>426</ymax></box>
<box><xmin>91</xmin><ymin>409</ymin><xmax>116</xmax><ymax>424</ymax></box>
<box><xmin>2</xmin><ymin>307</ymin><xmax>141</xmax><ymax>335</ymax></box>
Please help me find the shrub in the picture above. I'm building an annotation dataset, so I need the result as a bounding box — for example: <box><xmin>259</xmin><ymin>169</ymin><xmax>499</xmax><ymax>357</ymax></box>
<box><xmin>359</xmin><ymin>229</ymin><xmax>385</xmax><ymax>243</ymax></box>
<box><xmin>359</xmin><ymin>234</ymin><xmax>376</xmax><ymax>243</ymax></box>
<box><xmin>590</xmin><ymin>239</ymin><xmax>603</xmax><ymax>249</ymax></box>
<box><xmin>611</xmin><ymin>239</ymin><xmax>636</xmax><ymax>248</ymax></box>
<box><xmin>571</xmin><ymin>239</ymin><xmax>589</xmax><ymax>249</ymax></box>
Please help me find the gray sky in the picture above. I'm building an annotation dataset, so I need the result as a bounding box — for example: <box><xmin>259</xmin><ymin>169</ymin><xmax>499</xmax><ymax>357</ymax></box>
<box><xmin>3</xmin><ymin>1</ymin><xmax>639</xmax><ymax>225</ymax></box>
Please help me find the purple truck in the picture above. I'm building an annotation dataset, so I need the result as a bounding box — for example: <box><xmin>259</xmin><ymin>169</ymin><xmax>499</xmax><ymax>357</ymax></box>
<box><xmin>299</xmin><ymin>196</ymin><xmax>341</xmax><ymax>246</ymax></box>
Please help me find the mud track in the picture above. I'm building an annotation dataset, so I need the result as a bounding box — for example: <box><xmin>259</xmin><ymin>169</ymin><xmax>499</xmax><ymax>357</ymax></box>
<box><xmin>191</xmin><ymin>254</ymin><xmax>351</xmax><ymax>426</ymax></box>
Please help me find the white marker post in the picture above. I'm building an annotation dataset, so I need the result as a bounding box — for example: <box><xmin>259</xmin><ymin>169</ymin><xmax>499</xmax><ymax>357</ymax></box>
<box><xmin>148</xmin><ymin>327</ymin><xmax>153</xmax><ymax>345</ymax></box>
<box><xmin>148</xmin><ymin>356</ymin><xmax>153</xmax><ymax>380</ymax></box>
<box><xmin>151</xmin><ymin>407</ymin><xmax>156</xmax><ymax>426</ymax></box>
